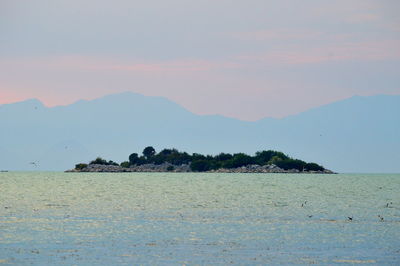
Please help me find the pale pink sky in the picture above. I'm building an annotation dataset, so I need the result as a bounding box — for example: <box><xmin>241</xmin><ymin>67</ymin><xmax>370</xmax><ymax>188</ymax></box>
<box><xmin>1</xmin><ymin>0</ymin><xmax>399</xmax><ymax>120</ymax></box>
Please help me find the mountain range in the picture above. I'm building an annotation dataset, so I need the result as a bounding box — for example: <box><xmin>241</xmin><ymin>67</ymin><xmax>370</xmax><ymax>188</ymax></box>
<box><xmin>1</xmin><ymin>92</ymin><xmax>399</xmax><ymax>172</ymax></box>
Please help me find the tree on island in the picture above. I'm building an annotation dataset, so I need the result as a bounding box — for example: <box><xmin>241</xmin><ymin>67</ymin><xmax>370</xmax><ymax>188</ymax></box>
<box><xmin>89</xmin><ymin>157</ymin><xmax>118</xmax><ymax>166</ymax></box>
<box><xmin>75</xmin><ymin>163</ymin><xmax>88</xmax><ymax>170</ymax></box>
<box><xmin>128</xmin><ymin>153</ymin><xmax>140</xmax><ymax>165</ymax></box>
<box><xmin>142</xmin><ymin>146</ymin><xmax>156</xmax><ymax>159</ymax></box>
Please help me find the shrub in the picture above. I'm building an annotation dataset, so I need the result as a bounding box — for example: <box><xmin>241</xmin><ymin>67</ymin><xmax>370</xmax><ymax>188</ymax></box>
<box><xmin>90</xmin><ymin>157</ymin><xmax>108</xmax><ymax>165</ymax></box>
<box><xmin>225</xmin><ymin>153</ymin><xmax>254</xmax><ymax>168</ymax></box>
<box><xmin>190</xmin><ymin>160</ymin><xmax>212</xmax><ymax>171</ymax></box>
<box><xmin>214</xmin><ymin>153</ymin><xmax>233</xmax><ymax>162</ymax></box>
<box><xmin>75</xmin><ymin>163</ymin><xmax>88</xmax><ymax>170</ymax></box>
<box><xmin>108</xmin><ymin>160</ymin><xmax>119</xmax><ymax>166</ymax></box>
<box><xmin>274</xmin><ymin>159</ymin><xmax>306</xmax><ymax>171</ymax></box>
<box><xmin>305</xmin><ymin>162</ymin><xmax>324</xmax><ymax>171</ymax></box>
<box><xmin>120</xmin><ymin>161</ymin><xmax>130</xmax><ymax>168</ymax></box>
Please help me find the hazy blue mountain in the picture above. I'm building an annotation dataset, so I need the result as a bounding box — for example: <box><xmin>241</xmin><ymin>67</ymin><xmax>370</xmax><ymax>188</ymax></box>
<box><xmin>1</xmin><ymin>92</ymin><xmax>399</xmax><ymax>172</ymax></box>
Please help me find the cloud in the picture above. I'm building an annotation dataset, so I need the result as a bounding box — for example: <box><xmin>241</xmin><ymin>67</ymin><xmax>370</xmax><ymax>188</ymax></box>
<box><xmin>2</xmin><ymin>56</ymin><xmax>241</xmax><ymax>74</ymax></box>
<box><xmin>0</xmin><ymin>90</ymin><xmax>23</xmax><ymax>104</ymax></box>
<box><xmin>236</xmin><ymin>40</ymin><xmax>400</xmax><ymax>65</ymax></box>
<box><xmin>345</xmin><ymin>13</ymin><xmax>379</xmax><ymax>23</ymax></box>
<box><xmin>230</xmin><ymin>29</ymin><xmax>324</xmax><ymax>41</ymax></box>
<box><xmin>90</xmin><ymin>59</ymin><xmax>241</xmax><ymax>73</ymax></box>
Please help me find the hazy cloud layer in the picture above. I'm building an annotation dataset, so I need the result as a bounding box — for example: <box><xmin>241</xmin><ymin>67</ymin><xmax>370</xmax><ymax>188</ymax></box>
<box><xmin>1</xmin><ymin>0</ymin><xmax>399</xmax><ymax>120</ymax></box>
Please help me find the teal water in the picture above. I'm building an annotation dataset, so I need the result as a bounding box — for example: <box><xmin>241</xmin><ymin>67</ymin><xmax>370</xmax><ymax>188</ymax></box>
<box><xmin>0</xmin><ymin>172</ymin><xmax>399</xmax><ymax>265</ymax></box>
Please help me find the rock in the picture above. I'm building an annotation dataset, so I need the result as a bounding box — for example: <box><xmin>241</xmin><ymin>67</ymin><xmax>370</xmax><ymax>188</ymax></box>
<box><xmin>65</xmin><ymin>163</ymin><xmax>335</xmax><ymax>174</ymax></box>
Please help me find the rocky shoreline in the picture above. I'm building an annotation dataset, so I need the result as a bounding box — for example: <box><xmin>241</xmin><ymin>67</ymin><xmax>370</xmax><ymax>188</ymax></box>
<box><xmin>65</xmin><ymin>163</ymin><xmax>336</xmax><ymax>174</ymax></box>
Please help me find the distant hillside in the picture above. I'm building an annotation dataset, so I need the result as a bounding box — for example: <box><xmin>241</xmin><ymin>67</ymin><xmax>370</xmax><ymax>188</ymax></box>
<box><xmin>1</xmin><ymin>92</ymin><xmax>399</xmax><ymax>172</ymax></box>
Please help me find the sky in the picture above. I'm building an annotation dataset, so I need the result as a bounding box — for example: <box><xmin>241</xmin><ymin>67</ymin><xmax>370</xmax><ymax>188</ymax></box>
<box><xmin>1</xmin><ymin>0</ymin><xmax>399</xmax><ymax>120</ymax></box>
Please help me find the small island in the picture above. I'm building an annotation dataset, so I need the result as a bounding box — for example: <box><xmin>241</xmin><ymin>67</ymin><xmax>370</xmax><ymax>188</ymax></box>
<box><xmin>67</xmin><ymin>147</ymin><xmax>335</xmax><ymax>174</ymax></box>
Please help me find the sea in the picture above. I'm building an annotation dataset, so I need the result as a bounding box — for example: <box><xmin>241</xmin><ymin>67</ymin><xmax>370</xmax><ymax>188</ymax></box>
<box><xmin>0</xmin><ymin>172</ymin><xmax>399</xmax><ymax>265</ymax></box>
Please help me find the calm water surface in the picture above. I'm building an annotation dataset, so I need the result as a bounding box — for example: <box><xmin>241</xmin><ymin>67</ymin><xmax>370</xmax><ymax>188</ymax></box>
<box><xmin>0</xmin><ymin>172</ymin><xmax>399</xmax><ymax>265</ymax></box>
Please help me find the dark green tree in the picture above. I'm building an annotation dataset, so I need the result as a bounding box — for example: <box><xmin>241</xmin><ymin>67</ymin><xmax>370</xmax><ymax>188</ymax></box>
<box><xmin>214</xmin><ymin>153</ymin><xmax>233</xmax><ymax>162</ymax></box>
<box><xmin>225</xmin><ymin>153</ymin><xmax>254</xmax><ymax>168</ymax></box>
<box><xmin>129</xmin><ymin>153</ymin><xmax>140</xmax><ymax>165</ymax></box>
<box><xmin>254</xmin><ymin>150</ymin><xmax>282</xmax><ymax>165</ymax></box>
<box><xmin>143</xmin><ymin>146</ymin><xmax>156</xmax><ymax>159</ymax></box>
<box><xmin>275</xmin><ymin>159</ymin><xmax>306</xmax><ymax>170</ymax></box>
<box><xmin>305</xmin><ymin>162</ymin><xmax>324</xmax><ymax>171</ymax></box>
<box><xmin>159</xmin><ymin>148</ymin><xmax>175</xmax><ymax>156</ymax></box>
<box><xmin>191</xmin><ymin>153</ymin><xmax>206</xmax><ymax>161</ymax></box>
<box><xmin>75</xmin><ymin>163</ymin><xmax>88</xmax><ymax>170</ymax></box>
<box><xmin>90</xmin><ymin>157</ymin><xmax>108</xmax><ymax>165</ymax></box>
<box><xmin>190</xmin><ymin>160</ymin><xmax>212</xmax><ymax>171</ymax></box>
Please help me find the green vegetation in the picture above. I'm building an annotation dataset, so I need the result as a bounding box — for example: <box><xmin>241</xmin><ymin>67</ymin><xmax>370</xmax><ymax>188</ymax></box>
<box><xmin>77</xmin><ymin>146</ymin><xmax>326</xmax><ymax>172</ymax></box>
<box><xmin>120</xmin><ymin>161</ymin><xmax>130</xmax><ymax>168</ymax></box>
<box><xmin>142</xmin><ymin>146</ymin><xmax>156</xmax><ymax>159</ymax></box>
<box><xmin>75</xmin><ymin>163</ymin><xmax>88</xmax><ymax>170</ymax></box>
<box><xmin>124</xmin><ymin>146</ymin><xmax>325</xmax><ymax>172</ymax></box>
<box><xmin>89</xmin><ymin>157</ymin><xmax>119</xmax><ymax>166</ymax></box>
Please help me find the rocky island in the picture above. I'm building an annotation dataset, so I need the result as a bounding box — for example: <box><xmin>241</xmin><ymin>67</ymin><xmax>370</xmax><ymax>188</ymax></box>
<box><xmin>66</xmin><ymin>147</ymin><xmax>335</xmax><ymax>174</ymax></box>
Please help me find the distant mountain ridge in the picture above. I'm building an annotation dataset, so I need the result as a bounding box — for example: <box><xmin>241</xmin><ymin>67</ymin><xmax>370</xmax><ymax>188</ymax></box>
<box><xmin>1</xmin><ymin>92</ymin><xmax>399</xmax><ymax>172</ymax></box>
